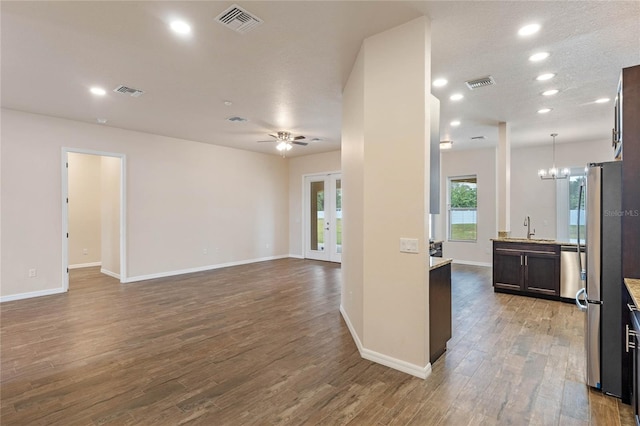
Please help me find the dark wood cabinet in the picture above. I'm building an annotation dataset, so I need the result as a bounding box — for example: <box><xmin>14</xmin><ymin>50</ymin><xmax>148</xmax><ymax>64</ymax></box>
<box><xmin>493</xmin><ymin>242</ymin><xmax>560</xmax><ymax>297</ymax></box>
<box><xmin>429</xmin><ymin>262</ymin><xmax>451</xmax><ymax>363</ymax></box>
<box><xmin>620</xmin><ymin>64</ymin><xmax>640</xmax><ymax>405</ymax></box>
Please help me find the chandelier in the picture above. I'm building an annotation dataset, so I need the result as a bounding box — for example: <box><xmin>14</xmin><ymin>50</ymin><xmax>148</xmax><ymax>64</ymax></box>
<box><xmin>538</xmin><ymin>133</ymin><xmax>569</xmax><ymax>180</ymax></box>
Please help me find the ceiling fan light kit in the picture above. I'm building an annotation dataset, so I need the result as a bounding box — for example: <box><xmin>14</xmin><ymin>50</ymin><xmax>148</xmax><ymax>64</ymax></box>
<box><xmin>257</xmin><ymin>131</ymin><xmax>317</xmax><ymax>155</ymax></box>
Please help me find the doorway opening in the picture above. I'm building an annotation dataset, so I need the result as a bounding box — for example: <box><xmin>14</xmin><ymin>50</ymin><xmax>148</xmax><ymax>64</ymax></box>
<box><xmin>62</xmin><ymin>148</ymin><xmax>126</xmax><ymax>290</ymax></box>
<box><xmin>304</xmin><ymin>173</ymin><xmax>341</xmax><ymax>263</ymax></box>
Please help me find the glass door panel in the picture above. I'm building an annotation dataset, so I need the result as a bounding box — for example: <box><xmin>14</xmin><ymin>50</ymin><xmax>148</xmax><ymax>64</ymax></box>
<box><xmin>305</xmin><ymin>173</ymin><xmax>341</xmax><ymax>263</ymax></box>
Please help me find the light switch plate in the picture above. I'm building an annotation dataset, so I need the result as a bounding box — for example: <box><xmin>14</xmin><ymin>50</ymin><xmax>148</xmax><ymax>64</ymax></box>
<box><xmin>400</xmin><ymin>238</ymin><xmax>419</xmax><ymax>253</ymax></box>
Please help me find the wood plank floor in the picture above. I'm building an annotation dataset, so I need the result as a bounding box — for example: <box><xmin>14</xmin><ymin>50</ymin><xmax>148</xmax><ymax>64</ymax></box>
<box><xmin>0</xmin><ymin>259</ymin><xmax>634</xmax><ymax>425</ymax></box>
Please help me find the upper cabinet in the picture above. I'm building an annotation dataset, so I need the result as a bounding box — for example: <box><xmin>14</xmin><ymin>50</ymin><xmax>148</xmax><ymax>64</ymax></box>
<box><xmin>621</xmin><ymin>65</ymin><xmax>640</xmax><ymax>280</ymax></box>
<box><xmin>430</xmin><ymin>95</ymin><xmax>440</xmax><ymax>214</ymax></box>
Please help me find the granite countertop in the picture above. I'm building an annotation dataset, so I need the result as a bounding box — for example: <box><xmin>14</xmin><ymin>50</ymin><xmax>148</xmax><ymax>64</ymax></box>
<box><xmin>625</xmin><ymin>278</ymin><xmax>640</xmax><ymax>307</ymax></box>
<box><xmin>429</xmin><ymin>257</ymin><xmax>452</xmax><ymax>271</ymax></box>
<box><xmin>491</xmin><ymin>237</ymin><xmax>579</xmax><ymax>246</ymax></box>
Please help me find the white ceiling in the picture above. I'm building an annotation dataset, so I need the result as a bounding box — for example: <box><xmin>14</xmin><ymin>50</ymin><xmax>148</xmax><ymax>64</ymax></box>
<box><xmin>2</xmin><ymin>1</ymin><xmax>639</xmax><ymax>157</ymax></box>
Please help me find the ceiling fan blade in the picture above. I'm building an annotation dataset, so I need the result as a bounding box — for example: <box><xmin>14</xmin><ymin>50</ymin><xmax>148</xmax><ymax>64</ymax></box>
<box><xmin>293</xmin><ymin>135</ymin><xmax>306</xmax><ymax>140</ymax></box>
<box><xmin>257</xmin><ymin>140</ymin><xmax>277</xmax><ymax>143</ymax></box>
<box><xmin>292</xmin><ymin>141</ymin><xmax>308</xmax><ymax>146</ymax></box>
<box><xmin>268</xmin><ymin>134</ymin><xmax>279</xmax><ymax>139</ymax></box>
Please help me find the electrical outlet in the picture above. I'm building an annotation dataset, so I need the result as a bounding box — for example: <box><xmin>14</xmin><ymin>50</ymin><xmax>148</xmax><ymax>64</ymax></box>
<box><xmin>28</xmin><ymin>268</ymin><xmax>37</xmax><ymax>278</ymax></box>
<box><xmin>83</xmin><ymin>248</ymin><xmax>88</xmax><ymax>255</ymax></box>
<box><xmin>202</xmin><ymin>248</ymin><xmax>208</xmax><ymax>255</ymax></box>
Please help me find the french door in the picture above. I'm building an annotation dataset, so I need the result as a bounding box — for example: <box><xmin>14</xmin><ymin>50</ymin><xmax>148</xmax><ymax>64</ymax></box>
<box><xmin>304</xmin><ymin>173</ymin><xmax>342</xmax><ymax>263</ymax></box>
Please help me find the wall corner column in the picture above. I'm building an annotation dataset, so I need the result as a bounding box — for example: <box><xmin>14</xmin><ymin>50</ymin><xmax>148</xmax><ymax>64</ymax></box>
<box><xmin>497</xmin><ymin>122</ymin><xmax>511</xmax><ymax>237</ymax></box>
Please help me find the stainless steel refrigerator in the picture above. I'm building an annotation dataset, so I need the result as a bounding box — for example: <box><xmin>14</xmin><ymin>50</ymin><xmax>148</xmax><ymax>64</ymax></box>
<box><xmin>576</xmin><ymin>161</ymin><xmax>622</xmax><ymax>396</ymax></box>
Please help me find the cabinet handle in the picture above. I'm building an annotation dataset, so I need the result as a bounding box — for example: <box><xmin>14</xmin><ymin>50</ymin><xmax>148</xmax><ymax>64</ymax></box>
<box><xmin>628</xmin><ymin>303</ymin><xmax>638</xmax><ymax>312</ymax></box>
<box><xmin>524</xmin><ymin>256</ymin><xmax>528</xmax><ymax>267</ymax></box>
<box><xmin>626</xmin><ymin>324</ymin><xmax>639</xmax><ymax>352</ymax></box>
<box><xmin>520</xmin><ymin>255</ymin><xmax>523</xmax><ymax>266</ymax></box>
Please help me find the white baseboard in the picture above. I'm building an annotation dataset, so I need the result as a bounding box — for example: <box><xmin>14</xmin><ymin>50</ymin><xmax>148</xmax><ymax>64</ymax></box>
<box><xmin>452</xmin><ymin>259</ymin><xmax>492</xmax><ymax>267</ymax></box>
<box><xmin>339</xmin><ymin>305</ymin><xmax>364</xmax><ymax>352</ymax></box>
<box><xmin>123</xmin><ymin>254</ymin><xmax>290</xmax><ymax>283</ymax></box>
<box><xmin>101</xmin><ymin>268</ymin><xmax>121</xmax><ymax>280</ymax></box>
<box><xmin>69</xmin><ymin>261</ymin><xmax>102</xmax><ymax>269</ymax></box>
<box><xmin>1</xmin><ymin>287</ymin><xmax>66</xmax><ymax>303</ymax></box>
<box><xmin>288</xmin><ymin>254</ymin><xmax>304</xmax><ymax>259</ymax></box>
<box><xmin>339</xmin><ymin>305</ymin><xmax>431</xmax><ymax>380</ymax></box>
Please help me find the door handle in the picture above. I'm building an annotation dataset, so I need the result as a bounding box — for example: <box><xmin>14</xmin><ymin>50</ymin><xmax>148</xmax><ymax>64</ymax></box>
<box><xmin>575</xmin><ymin>288</ymin><xmax>588</xmax><ymax>312</ymax></box>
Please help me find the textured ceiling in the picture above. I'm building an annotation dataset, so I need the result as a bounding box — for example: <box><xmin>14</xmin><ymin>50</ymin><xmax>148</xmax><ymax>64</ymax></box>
<box><xmin>2</xmin><ymin>1</ymin><xmax>639</xmax><ymax>156</ymax></box>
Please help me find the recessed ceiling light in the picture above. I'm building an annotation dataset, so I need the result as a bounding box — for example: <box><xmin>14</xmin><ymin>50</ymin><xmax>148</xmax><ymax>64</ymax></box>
<box><xmin>537</xmin><ymin>108</ymin><xmax>553</xmax><ymax>114</ymax></box>
<box><xmin>450</xmin><ymin>120</ymin><xmax>461</xmax><ymax>126</ymax></box>
<box><xmin>90</xmin><ymin>87</ymin><xmax>106</xmax><ymax>96</ymax></box>
<box><xmin>96</xmin><ymin>118</ymin><xmax>107</xmax><ymax>124</ymax></box>
<box><xmin>170</xmin><ymin>20</ymin><xmax>191</xmax><ymax>35</ymax></box>
<box><xmin>595</xmin><ymin>98</ymin><xmax>610</xmax><ymax>103</ymax></box>
<box><xmin>450</xmin><ymin>93</ymin><xmax>464</xmax><ymax>101</ymax></box>
<box><xmin>536</xmin><ymin>73</ymin><xmax>556</xmax><ymax>81</ymax></box>
<box><xmin>433</xmin><ymin>78</ymin><xmax>448</xmax><ymax>87</ymax></box>
<box><xmin>542</xmin><ymin>89</ymin><xmax>559</xmax><ymax>96</ymax></box>
<box><xmin>529</xmin><ymin>52</ymin><xmax>550</xmax><ymax>62</ymax></box>
<box><xmin>518</xmin><ymin>23</ymin><xmax>541</xmax><ymax>36</ymax></box>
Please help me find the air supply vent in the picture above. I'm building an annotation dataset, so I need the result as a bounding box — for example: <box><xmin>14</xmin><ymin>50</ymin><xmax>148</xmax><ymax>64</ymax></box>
<box><xmin>113</xmin><ymin>85</ymin><xmax>144</xmax><ymax>97</ymax></box>
<box><xmin>216</xmin><ymin>4</ymin><xmax>263</xmax><ymax>34</ymax></box>
<box><xmin>465</xmin><ymin>76</ymin><xmax>496</xmax><ymax>90</ymax></box>
<box><xmin>227</xmin><ymin>116</ymin><xmax>248</xmax><ymax>122</ymax></box>
<box><xmin>471</xmin><ymin>136</ymin><xmax>486</xmax><ymax>140</ymax></box>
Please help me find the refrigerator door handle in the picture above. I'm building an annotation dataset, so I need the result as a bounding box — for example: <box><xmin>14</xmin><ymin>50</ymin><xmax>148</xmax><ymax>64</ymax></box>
<box><xmin>576</xmin><ymin>287</ymin><xmax>588</xmax><ymax>312</ymax></box>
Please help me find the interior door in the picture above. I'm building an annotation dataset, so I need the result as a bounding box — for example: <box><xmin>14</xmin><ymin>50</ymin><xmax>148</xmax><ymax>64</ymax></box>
<box><xmin>305</xmin><ymin>173</ymin><xmax>341</xmax><ymax>263</ymax></box>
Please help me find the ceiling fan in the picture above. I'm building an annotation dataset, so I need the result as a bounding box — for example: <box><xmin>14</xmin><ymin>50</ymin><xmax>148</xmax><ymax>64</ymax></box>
<box><xmin>257</xmin><ymin>131</ymin><xmax>308</xmax><ymax>153</ymax></box>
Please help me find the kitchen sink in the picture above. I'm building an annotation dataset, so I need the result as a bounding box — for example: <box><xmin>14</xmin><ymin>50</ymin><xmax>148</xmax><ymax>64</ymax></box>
<box><xmin>500</xmin><ymin>237</ymin><xmax>557</xmax><ymax>243</ymax></box>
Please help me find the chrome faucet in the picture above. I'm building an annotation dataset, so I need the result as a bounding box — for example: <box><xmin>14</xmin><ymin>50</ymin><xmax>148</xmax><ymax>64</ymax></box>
<box><xmin>524</xmin><ymin>216</ymin><xmax>535</xmax><ymax>239</ymax></box>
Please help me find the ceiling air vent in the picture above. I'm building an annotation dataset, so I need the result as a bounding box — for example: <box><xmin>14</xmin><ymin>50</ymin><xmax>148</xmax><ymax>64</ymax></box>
<box><xmin>215</xmin><ymin>4</ymin><xmax>263</xmax><ymax>34</ymax></box>
<box><xmin>113</xmin><ymin>85</ymin><xmax>144</xmax><ymax>97</ymax></box>
<box><xmin>227</xmin><ymin>116</ymin><xmax>248</xmax><ymax>122</ymax></box>
<box><xmin>465</xmin><ymin>76</ymin><xmax>496</xmax><ymax>90</ymax></box>
<box><xmin>471</xmin><ymin>136</ymin><xmax>486</xmax><ymax>140</ymax></box>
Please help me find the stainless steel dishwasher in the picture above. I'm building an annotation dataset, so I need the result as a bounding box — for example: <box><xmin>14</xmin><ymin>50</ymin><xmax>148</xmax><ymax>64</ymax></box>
<box><xmin>560</xmin><ymin>245</ymin><xmax>585</xmax><ymax>300</ymax></box>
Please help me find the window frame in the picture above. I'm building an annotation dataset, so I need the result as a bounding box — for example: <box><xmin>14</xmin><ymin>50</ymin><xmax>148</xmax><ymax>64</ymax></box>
<box><xmin>447</xmin><ymin>175</ymin><xmax>478</xmax><ymax>243</ymax></box>
<box><xmin>556</xmin><ymin>167</ymin><xmax>586</xmax><ymax>244</ymax></box>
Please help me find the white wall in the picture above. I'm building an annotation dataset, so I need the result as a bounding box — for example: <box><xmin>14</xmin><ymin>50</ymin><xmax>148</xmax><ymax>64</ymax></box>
<box><xmin>342</xmin><ymin>46</ymin><xmax>366</xmax><ymax>340</ymax></box>
<box><xmin>1</xmin><ymin>109</ymin><xmax>289</xmax><ymax>299</ymax></box>
<box><xmin>342</xmin><ymin>17</ymin><xmax>431</xmax><ymax>376</ymax></box>
<box><xmin>437</xmin><ymin>138</ymin><xmax>613</xmax><ymax>265</ymax></box>
<box><xmin>68</xmin><ymin>153</ymin><xmax>102</xmax><ymax>266</ymax></box>
<box><xmin>288</xmin><ymin>151</ymin><xmax>341</xmax><ymax>257</ymax></box>
<box><xmin>439</xmin><ymin>148</ymin><xmax>496</xmax><ymax>266</ymax></box>
<box><xmin>101</xmin><ymin>156</ymin><xmax>120</xmax><ymax>277</ymax></box>
<box><xmin>510</xmin><ymin>138</ymin><xmax>612</xmax><ymax>239</ymax></box>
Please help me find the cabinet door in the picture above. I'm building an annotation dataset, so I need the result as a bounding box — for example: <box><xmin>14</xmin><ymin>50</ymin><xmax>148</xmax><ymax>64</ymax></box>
<box><xmin>494</xmin><ymin>250</ymin><xmax>523</xmax><ymax>290</ymax></box>
<box><xmin>525</xmin><ymin>253</ymin><xmax>559</xmax><ymax>295</ymax></box>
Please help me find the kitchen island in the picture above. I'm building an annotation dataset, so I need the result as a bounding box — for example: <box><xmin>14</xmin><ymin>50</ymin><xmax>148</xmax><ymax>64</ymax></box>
<box><xmin>429</xmin><ymin>257</ymin><xmax>452</xmax><ymax>363</ymax></box>
<box><xmin>491</xmin><ymin>238</ymin><xmax>583</xmax><ymax>300</ymax></box>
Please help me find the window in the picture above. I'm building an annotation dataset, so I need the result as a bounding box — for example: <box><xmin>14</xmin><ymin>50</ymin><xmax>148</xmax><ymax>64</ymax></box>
<box><xmin>557</xmin><ymin>168</ymin><xmax>586</xmax><ymax>244</ymax></box>
<box><xmin>448</xmin><ymin>175</ymin><xmax>477</xmax><ymax>241</ymax></box>
<box><xmin>568</xmin><ymin>174</ymin><xmax>586</xmax><ymax>243</ymax></box>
